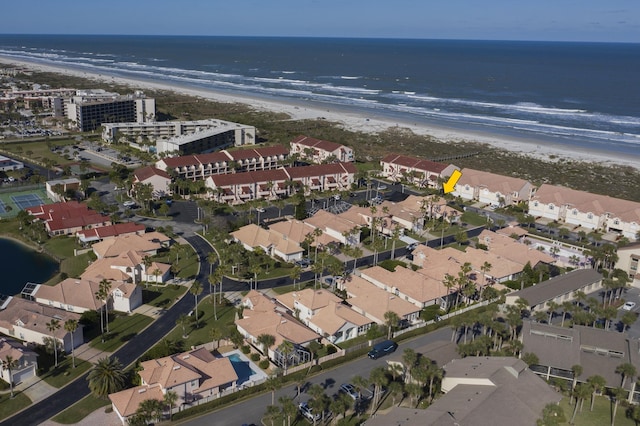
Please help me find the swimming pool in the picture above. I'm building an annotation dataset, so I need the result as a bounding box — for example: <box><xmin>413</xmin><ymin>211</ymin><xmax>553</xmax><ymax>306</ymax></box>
<box><xmin>227</xmin><ymin>353</ymin><xmax>257</xmax><ymax>384</ymax></box>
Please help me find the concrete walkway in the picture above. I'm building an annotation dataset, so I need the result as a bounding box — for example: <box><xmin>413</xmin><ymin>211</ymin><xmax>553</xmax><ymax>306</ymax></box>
<box><xmin>73</xmin><ymin>343</ymin><xmax>112</xmax><ymax>363</ymax></box>
<box><xmin>39</xmin><ymin>406</ymin><xmax>121</xmax><ymax>426</ymax></box>
<box><xmin>11</xmin><ymin>375</ymin><xmax>58</xmax><ymax>404</ymax></box>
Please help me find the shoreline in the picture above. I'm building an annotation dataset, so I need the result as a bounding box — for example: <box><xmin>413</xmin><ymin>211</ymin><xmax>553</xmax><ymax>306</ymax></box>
<box><xmin>2</xmin><ymin>56</ymin><xmax>639</xmax><ymax>170</ymax></box>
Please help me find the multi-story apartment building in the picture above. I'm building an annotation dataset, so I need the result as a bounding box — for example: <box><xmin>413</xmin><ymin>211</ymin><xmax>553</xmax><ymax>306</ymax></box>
<box><xmin>65</xmin><ymin>90</ymin><xmax>155</xmax><ymax>131</ymax></box>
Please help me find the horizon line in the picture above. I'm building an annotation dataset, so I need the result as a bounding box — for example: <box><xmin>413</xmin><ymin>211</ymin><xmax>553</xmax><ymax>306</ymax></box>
<box><xmin>0</xmin><ymin>33</ymin><xmax>638</xmax><ymax>45</ymax></box>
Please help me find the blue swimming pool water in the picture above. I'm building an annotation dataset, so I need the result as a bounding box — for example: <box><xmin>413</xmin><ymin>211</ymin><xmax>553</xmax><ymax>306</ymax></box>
<box><xmin>227</xmin><ymin>353</ymin><xmax>256</xmax><ymax>384</ymax></box>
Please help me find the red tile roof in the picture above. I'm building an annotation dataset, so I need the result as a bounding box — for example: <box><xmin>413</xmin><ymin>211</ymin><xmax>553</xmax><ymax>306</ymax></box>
<box><xmin>77</xmin><ymin>222</ymin><xmax>145</xmax><ymax>239</ymax></box>
<box><xmin>133</xmin><ymin>166</ymin><xmax>171</xmax><ymax>181</ymax></box>
<box><xmin>284</xmin><ymin>162</ymin><xmax>357</xmax><ymax>178</ymax></box>
<box><xmin>210</xmin><ymin>169</ymin><xmax>289</xmax><ymax>187</ymax></box>
<box><xmin>382</xmin><ymin>153</ymin><xmax>449</xmax><ymax>174</ymax></box>
<box><xmin>291</xmin><ymin>135</ymin><xmax>344</xmax><ymax>153</ymax></box>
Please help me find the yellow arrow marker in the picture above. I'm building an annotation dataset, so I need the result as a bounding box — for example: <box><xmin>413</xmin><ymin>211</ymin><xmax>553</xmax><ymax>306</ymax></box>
<box><xmin>442</xmin><ymin>169</ymin><xmax>462</xmax><ymax>194</ymax></box>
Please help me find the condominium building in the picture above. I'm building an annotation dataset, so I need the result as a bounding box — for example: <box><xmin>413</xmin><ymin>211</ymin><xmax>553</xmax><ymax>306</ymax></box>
<box><xmin>66</xmin><ymin>90</ymin><xmax>155</xmax><ymax>131</ymax></box>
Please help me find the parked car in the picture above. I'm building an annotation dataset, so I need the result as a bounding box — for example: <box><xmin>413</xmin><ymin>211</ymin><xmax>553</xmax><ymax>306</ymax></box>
<box><xmin>622</xmin><ymin>301</ymin><xmax>636</xmax><ymax>311</ymax></box>
<box><xmin>295</xmin><ymin>258</ymin><xmax>312</xmax><ymax>268</ymax></box>
<box><xmin>299</xmin><ymin>402</ymin><xmax>321</xmax><ymax>422</ymax></box>
<box><xmin>123</xmin><ymin>200</ymin><xmax>136</xmax><ymax>208</ymax></box>
<box><xmin>340</xmin><ymin>383</ymin><xmax>359</xmax><ymax>400</ymax></box>
<box><xmin>368</xmin><ymin>340</ymin><xmax>398</xmax><ymax>359</ymax></box>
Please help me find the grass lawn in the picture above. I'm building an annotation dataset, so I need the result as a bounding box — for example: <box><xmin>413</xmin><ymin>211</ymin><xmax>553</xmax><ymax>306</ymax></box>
<box><xmin>0</xmin><ymin>391</ymin><xmax>31</xmax><ymax>420</ymax></box>
<box><xmin>460</xmin><ymin>210</ymin><xmax>490</xmax><ymax>226</ymax></box>
<box><xmin>558</xmin><ymin>395</ymin><xmax>635</xmax><ymax>426</ymax></box>
<box><xmin>89</xmin><ymin>313</ymin><xmax>154</xmax><ymax>352</ymax></box>
<box><xmin>142</xmin><ymin>284</ymin><xmax>188</xmax><ymax>309</ymax></box>
<box><xmin>51</xmin><ymin>395</ymin><xmax>111</xmax><ymax>424</ymax></box>
<box><xmin>40</xmin><ymin>357</ymin><xmax>92</xmax><ymax>388</ymax></box>
<box><xmin>271</xmin><ymin>280</ymin><xmax>314</xmax><ymax>295</ymax></box>
<box><xmin>152</xmin><ymin>244</ymin><xmax>199</xmax><ymax>279</ymax></box>
<box><xmin>161</xmin><ymin>294</ymin><xmax>238</xmax><ymax>349</ymax></box>
<box><xmin>2</xmin><ymin>138</ymin><xmax>77</xmax><ymax>167</ymax></box>
<box><xmin>43</xmin><ymin>236</ymin><xmax>80</xmax><ymax>258</ymax></box>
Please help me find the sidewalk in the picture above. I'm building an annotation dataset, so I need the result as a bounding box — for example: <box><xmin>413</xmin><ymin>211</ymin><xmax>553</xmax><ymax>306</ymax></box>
<box><xmin>73</xmin><ymin>342</ymin><xmax>112</xmax><ymax>363</ymax></box>
<box><xmin>8</xmin><ymin>375</ymin><xmax>58</xmax><ymax>404</ymax></box>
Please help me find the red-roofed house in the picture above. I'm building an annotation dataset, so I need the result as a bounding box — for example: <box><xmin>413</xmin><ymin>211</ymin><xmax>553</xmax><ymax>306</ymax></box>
<box><xmin>380</xmin><ymin>153</ymin><xmax>458</xmax><ymax>188</ymax></box>
<box><xmin>290</xmin><ymin>135</ymin><xmax>354</xmax><ymax>163</ymax></box>
<box><xmin>76</xmin><ymin>222</ymin><xmax>146</xmax><ymax>244</ymax></box>
<box><xmin>26</xmin><ymin>201</ymin><xmax>112</xmax><ymax>236</ymax></box>
<box><xmin>155</xmin><ymin>145</ymin><xmax>289</xmax><ymax>180</ymax></box>
<box><xmin>132</xmin><ymin>166</ymin><xmax>172</xmax><ymax>198</ymax></box>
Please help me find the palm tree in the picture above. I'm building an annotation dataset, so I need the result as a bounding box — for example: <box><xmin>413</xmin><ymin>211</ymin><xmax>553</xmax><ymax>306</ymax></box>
<box><xmin>137</xmin><ymin>398</ymin><xmax>163</xmax><ymax>424</ymax></box>
<box><xmin>384</xmin><ymin>311</ymin><xmax>400</xmax><ymax>339</ymax></box>
<box><xmin>98</xmin><ymin>279</ymin><xmax>112</xmax><ymax>334</ymax></box>
<box><xmin>46</xmin><ymin>318</ymin><xmax>61</xmax><ymax>367</ymax></box>
<box><xmin>387</xmin><ymin>380</ymin><xmax>404</xmax><ymax>407</ymax></box>
<box><xmin>279</xmin><ymin>396</ymin><xmax>297</xmax><ymax>426</ymax></box>
<box><xmin>265</xmin><ymin>376</ymin><xmax>282</xmax><ymax>405</ymax></box>
<box><xmin>278</xmin><ymin>340</ymin><xmax>295</xmax><ymax>374</ymax></box>
<box><xmin>210</xmin><ymin>326</ymin><xmax>224</xmax><ymax>350</ymax></box>
<box><xmin>611</xmin><ymin>387</ymin><xmax>626</xmax><ymax>426</ymax></box>
<box><xmin>615</xmin><ymin>362</ymin><xmax>636</xmax><ymax>389</ymax></box>
<box><xmin>142</xmin><ymin>256</ymin><xmax>153</xmax><ymax>287</ymax></box>
<box><xmin>264</xmin><ymin>404</ymin><xmax>281</xmax><ymax>426</ymax></box>
<box><xmin>405</xmin><ymin>382</ymin><xmax>423</xmax><ymax>407</ymax></box>
<box><xmin>176</xmin><ymin>313</ymin><xmax>190</xmax><ymax>338</ymax></box>
<box><xmin>369</xmin><ymin>366</ymin><xmax>389</xmax><ymax>414</ymax></box>
<box><xmin>152</xmin><ymin>268</ymin><xmax>162</xmax><ymax>287</ymax></box>
<box><xmin>289</xmin><ymin>265</ymin><xmax>302</xmax><ymax>291</ymax></box>
<box><xmin>2</xmin><ymin>355</ymin><xmax>18</xmax><ymax>398</ymax></box>
<box><xmin>570</xmin><ymin>364</ymin><xmax>583</xmax><ymax>395</ymax></box>
<box><xmin>64</xmin><ymin>319</ymin><xmax>78</xmax><ymax>368</ymax></box>
<box><xmin>480</xmin><ymin>261</ymin><xmax>492</xmax><ymax>287</ymax></box>
<box><xmin>587</xmin><ymin>375</ymin><xmax>606</xmax><ymax>411</ymax></box>
<box><xmin>257</xmin><ymin>333</ymin><xmax>276</xmax><ymax>356</ymax></box>
<box><xmin>190</xmin><ymin>281</ymin><xmax>203</xmax><ymax>328</ymax></box>
<box><xmin>164</xmin><ymin>390</ymin><xmax>178</xmax><ymax>421</ymax></box>
<box><xmin>87</xmin><ymin>356</ymin><xmax>126</xmax><ymax>399</ymax></box>
<box><xmin>402</xmin><ymin>348</ymin><xmax>418</xmax><ymax>384</ymax></box>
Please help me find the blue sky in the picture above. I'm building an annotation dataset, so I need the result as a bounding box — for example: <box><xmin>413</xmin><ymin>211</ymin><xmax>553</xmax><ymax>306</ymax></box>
<box><xmin>3</xmin><ymin>0</ymin><xmax>639</xmax><ymax>42</ymax></box>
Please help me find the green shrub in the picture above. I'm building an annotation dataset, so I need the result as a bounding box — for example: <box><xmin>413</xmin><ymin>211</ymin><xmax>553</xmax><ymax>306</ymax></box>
<box><xmin>259</xmin><ymin>359</ymin><xmax>270</xmax><ymax>369</ymax></box>
<box><xmin>241</xmin><ymin>345</ymin><xmax>251</xmax><ymax>354</ymax></box>
<box><xmin>250</xmin><ymin>353</ymin><xmax>260</xmax><ymax>362</ymax></box>
<box><xmin>326</xmin><ymin>345</ymin><xmax>337</xmax><ymax>355</ymax></box>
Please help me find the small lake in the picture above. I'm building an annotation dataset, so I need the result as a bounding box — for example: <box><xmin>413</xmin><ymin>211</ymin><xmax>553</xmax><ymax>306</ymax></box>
<box><xmin>0</xmin><ymin>238</ymin><xmax>59</xmax><ymax>295</ymax></box>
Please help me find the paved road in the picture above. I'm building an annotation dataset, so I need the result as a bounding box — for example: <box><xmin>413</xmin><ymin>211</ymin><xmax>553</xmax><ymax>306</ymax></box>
<box><xmin>180</xmin><ymin>327</ymin><xmax>453</xmax><ymax>426</ymax></box>
<box><xmin>1</xmin><ymin>234</ymin><xmax>216</xmax><ymax>426</ymax></box>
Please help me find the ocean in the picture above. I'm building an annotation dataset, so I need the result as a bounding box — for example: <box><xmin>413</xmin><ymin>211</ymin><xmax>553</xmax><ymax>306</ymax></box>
<box><xmin>0</xmin><ymin>35</ymin><xmax>639</xmax><ymax>157</ymax></box>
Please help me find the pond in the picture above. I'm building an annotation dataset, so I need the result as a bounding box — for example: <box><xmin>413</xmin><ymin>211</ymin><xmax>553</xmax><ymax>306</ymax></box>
<box><xmin>0</xmin><ymin>238</ymin><xmax>58</xmax><ymax>295</ymax></box>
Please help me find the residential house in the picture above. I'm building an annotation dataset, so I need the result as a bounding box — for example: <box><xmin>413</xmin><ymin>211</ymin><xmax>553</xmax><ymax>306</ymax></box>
<box><xmin>380</xmin><ymin>153</ymin><xmax>457</xmax><ymax>188</ymax></box>
<box><xmin>155</xmin><ymin>145</ymin><xmax>289</xmax><ymax>180</ymax></box>
<box><xmin>0</xmin><ymin>296</ymin><xmax>83</xmax><ymax>352</ymax></box>
<box><xmin>109</xmin><ymin>347</ymin><xmax>238</xmax><ymax>425</ymax></box>
<box><xmin>26</xmin><ymin>201</ymin><xmax>112</xmax><ymax>236</ymax></box>
<box><xmin>339</xmin><ymin>275</ymin><xmax>422</xmax><ymax>325</ymax></box>
<box><xmin>289</xmin><ymin>135</ymin><xmax>354</xmax><ymax>163</ymax></box>
<box><xmin>28</xmin><ymin>277</ymin><xmax>142</xmax><ymax>314</ymax></box>
<box><xmin>385</xmin><ymin>339</ymin><xmax>459</xmax><ymax>382</ymax></box>
<box><xmin>206</xmin><ymin>168</ymin><xmax>289</xmax><ymax>204</ymax></box>
<box><xmin>230</xmin><ymin>224</ymin><xmax>305</xmax><ymax>263</ymax></box>
<box><xmin>616</xmin><ymin>242</ymin><xmax>640</xmax><ymax>287</ymax></box>
<box><xmin>0</xmin><ymin>338</ymin><xmax>38</xmax><ymax>385</ymax></box>
<box><xmin>76</xmin><ymin>222</ymin><xmax>146</xmax><ymax>245</ymax></box>
<box><xmin>81</xmin><ymin>249</ymin><xmax>171</xmax><ymax>287</ymax></box>
<box><xmin>452</xmin><ymin>168</ymin><xmax>534</xmax><ymax>206</ymax></box>
<box><xmin>529</xmin><ymin>184</ymin><xmax>640</xmax><ymax>239</ymax></box>
<box><xmin>360</xmin><ymin>265</ymin><xmax>451</xmax><ymax>310</ymax></box>
<box><xmin>276</xmin><ymin>289</ymin><xmax>372</xmax><ymax>344</ymax></box>
<box><xmin>412</xmin><ymin>245</ymin><xmax>524</xmax><ymax>284</ymax></box>
<box><xmin>477</xmin><ymin>229</ymin><xmax>555</xmax><ymax>268</ymax></box>
<box><xmin>131</xmin><ymin>166</ymin><xmax>172</xmax><ymax>199</ymax></box>
<box><xmin>304</xmin><ymin>209</ymin><xmax>361</xmax><ymax>246</ymax></box>
<box><xmin>91</xmin><ymin>233</ymin><xmax>165</xmax><ymax>259</ymax></box>
<box><xmin>109</xmin><ymin>385</ymin><xmax>164</xmax><ymax>426</ymax></box>
<box><xmin>236</xmin><ymin>290</ymin><xmax>319</xmax><ymax>362</ymax></box>
<box><xmin>206</xmin><ymin>162</ymin><xmax>356</xmax><ymax>204</ymax></box>
<box><xmin>521</xmin><ymin>321</ymin><xmax>640</xmax><ymax>401</ymax></box>
<box><xmin>505</xmin><ymin>269</ymin><xmax>603</xmax><ymax>313</ymax></box>
<box><xmin>368</xmin><ymin>356</ymin><xmax>561</xmax><ymax>426</ymax></box>
<box><xmin>45</xmin><ymin>178</ymin><xmax>81</xmax><ymax>202</ymax></box>
<box><xmin>267</xmin><ymin>219</ymin><xmax>337</xmax><ymax>249</ymax></box>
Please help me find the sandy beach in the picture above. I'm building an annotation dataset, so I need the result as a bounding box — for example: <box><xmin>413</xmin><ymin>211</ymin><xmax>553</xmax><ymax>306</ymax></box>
<box><xmin>2</xmin><ymin>56</ymin><xmax>638</xmax><ymax>170</ymax></box>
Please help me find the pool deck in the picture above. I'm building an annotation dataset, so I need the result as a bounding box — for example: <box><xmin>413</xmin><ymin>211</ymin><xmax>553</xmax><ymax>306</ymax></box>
<box><xmin>222</xmin><ymin>349</ymin><xmax>268</xmax><ymax>387</ymax></box>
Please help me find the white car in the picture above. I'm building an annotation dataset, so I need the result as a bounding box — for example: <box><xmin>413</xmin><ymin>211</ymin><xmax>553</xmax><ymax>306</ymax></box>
<box><xmin>298</xmin><ymin>402</ymin><xmax>321</xmax><ymax>422</ymax></box>
<box><xmin>622</xmin><ymin>301</ymin><xmax>636</xmax><ymax>311</ymax></box>
<box><xmin>123</xmin><ymin>200</ymin><xmax>136</xmax><ymax>208</ymax></box>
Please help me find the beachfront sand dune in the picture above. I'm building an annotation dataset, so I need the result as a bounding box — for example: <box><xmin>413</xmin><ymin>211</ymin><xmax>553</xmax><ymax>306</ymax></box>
<box><xmin>1</xmin><ymin>57</ymin><xmax>637</xmax><ymax>170</ymax></box>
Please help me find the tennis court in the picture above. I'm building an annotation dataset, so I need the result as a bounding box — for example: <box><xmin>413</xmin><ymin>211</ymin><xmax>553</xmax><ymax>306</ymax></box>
<box><xmin>11</xmin><ymin>193</ymin><xmax>45</xmax><ymax>210</ymax></box>
<box><xmin>0</xmin><ymin>200</ymin><xmax>6</xmax><ymax>214</ymax></box>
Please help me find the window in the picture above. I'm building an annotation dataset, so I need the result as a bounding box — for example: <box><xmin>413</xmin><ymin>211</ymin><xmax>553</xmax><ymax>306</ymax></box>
<box><xmin>587</xmin><ymin>213</ymin><xmax>593</xmax><ymax>219</ymax></box>
<box><xmin>630</xmin><ymin>259</ymin><xmax>638</xmax><ymax>271</ymax></box>
<box><xmin>573</xmin><ymin>209</ymin><xmax>578</xmax><ymax>215</ymax></box>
